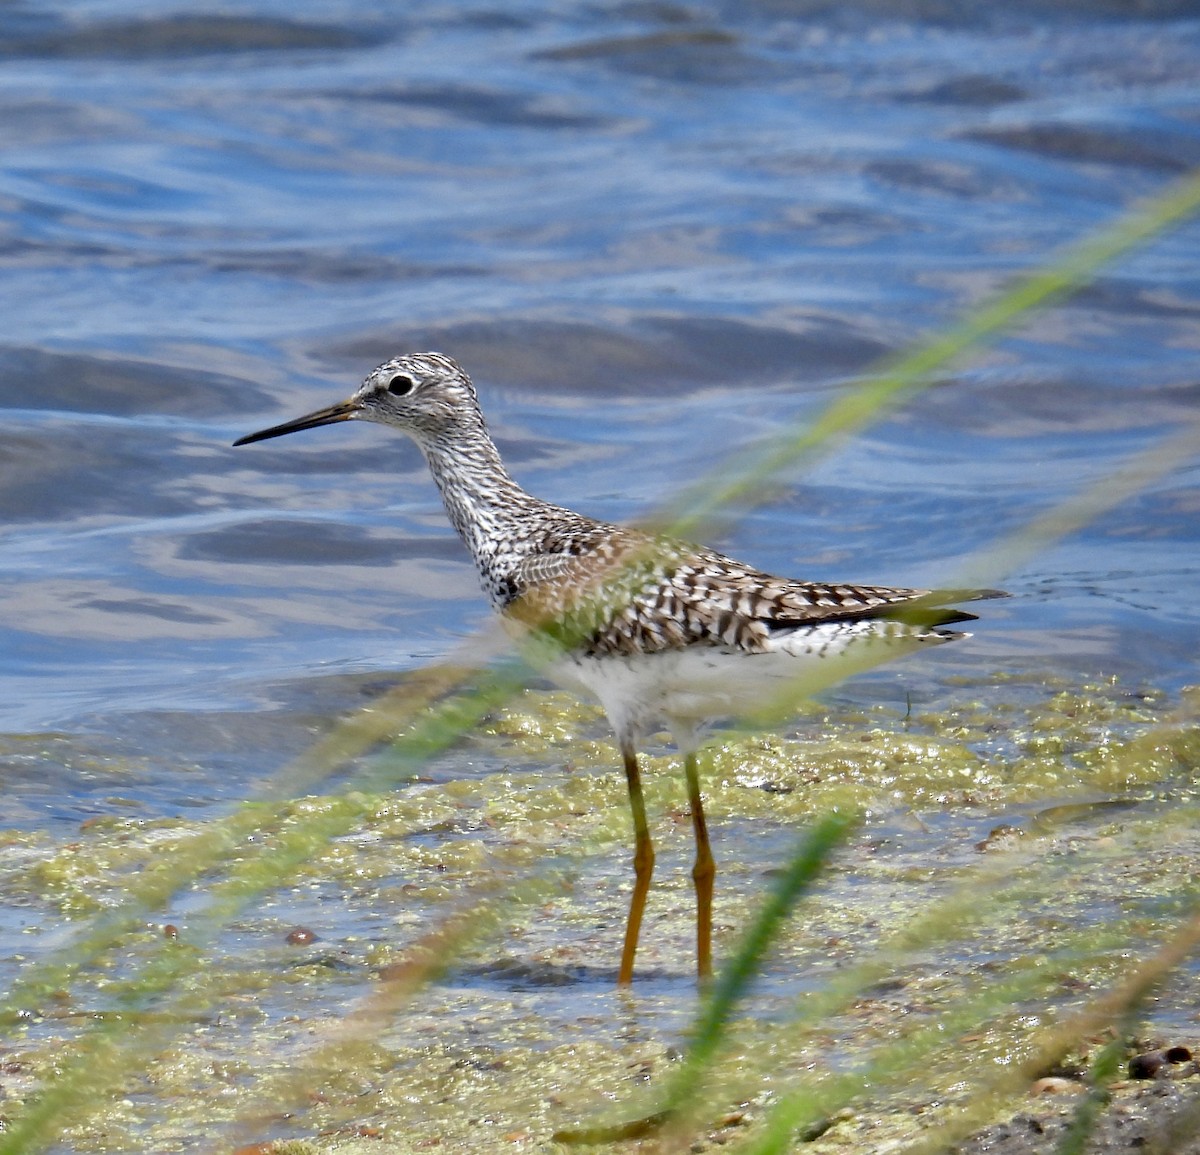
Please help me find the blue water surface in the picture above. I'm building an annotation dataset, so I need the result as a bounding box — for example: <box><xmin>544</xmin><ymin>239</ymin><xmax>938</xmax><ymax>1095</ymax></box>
<box><xmin>0</xmin><ymin>1</ymin><xmax>1197</xmax><ymax>826</ymax></box>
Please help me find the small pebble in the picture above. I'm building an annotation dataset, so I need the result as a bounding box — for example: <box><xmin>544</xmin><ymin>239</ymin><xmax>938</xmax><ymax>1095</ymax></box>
<box><xmin>1129</xmin><ymin>1046</ymin><xmax>1191</xmax><ymax>1079</ymax></box>
<box><xmin>975</xmin><ymin>823</ymin><xmax>1024</xmax><ymax>852</ymax></box>
<box><xmin>1030</xmin><ymin>1077</ymin><xmax>1080</xmax><ymax>1096</ymax></box>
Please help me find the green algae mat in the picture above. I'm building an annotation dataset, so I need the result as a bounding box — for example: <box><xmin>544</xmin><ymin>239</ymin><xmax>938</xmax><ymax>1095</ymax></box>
<box><xmin>1</xmin><ymin>673</ymin><xmax>1198</xmax><ymax>1153</ymax></box>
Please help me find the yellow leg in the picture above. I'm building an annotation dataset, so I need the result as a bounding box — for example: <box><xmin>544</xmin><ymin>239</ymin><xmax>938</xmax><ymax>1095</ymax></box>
<box><xmin>685</xmin><ymin>750</ymin><xmax>714</xmax><ymax>983</ymax></box>
<box><xmin>618</xmin><ymin>741</ymin><xmax>654</xmax><ymax>986</ymax></box>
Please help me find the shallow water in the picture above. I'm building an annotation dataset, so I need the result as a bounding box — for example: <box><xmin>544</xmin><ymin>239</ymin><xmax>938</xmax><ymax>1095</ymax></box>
<box><xmin>0</xmin><ymin>3</ymin><xmax>1199</xmax><ymax>1147</ymax></box>
<box><xmin>1</xmin><ymin>1</ymin><xmax>1197</xmax><ymax>825</ymax></box>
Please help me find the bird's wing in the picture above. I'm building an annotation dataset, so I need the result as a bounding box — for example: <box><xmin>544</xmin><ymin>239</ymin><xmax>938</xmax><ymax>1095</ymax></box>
<box><xmin>510</xmin><ymin>549</ymin><xmax>582</xmax><ymax>589</ymax></box>
<box><xmin>506</xmin><ymin>531</ymin><xmax>1003</xmax><ymax>656</ymax></box>
<box><xmin>724</xmin><ymin>573</ymin><xmax>1003</xmax><ymax>629</ymax></box>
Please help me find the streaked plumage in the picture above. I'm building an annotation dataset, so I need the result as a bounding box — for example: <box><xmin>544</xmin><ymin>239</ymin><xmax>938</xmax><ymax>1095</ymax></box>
<box><xmin>234</xmin><ymin>351</ymin><xmax>1003</xmax><ymax>985</ymax></box>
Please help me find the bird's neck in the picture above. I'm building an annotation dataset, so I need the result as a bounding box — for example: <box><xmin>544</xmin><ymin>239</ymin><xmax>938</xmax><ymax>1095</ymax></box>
<box><xmin>418</xmin><ymin>414</ymin><xmax>544</xmax><ymax>596</ymax></box>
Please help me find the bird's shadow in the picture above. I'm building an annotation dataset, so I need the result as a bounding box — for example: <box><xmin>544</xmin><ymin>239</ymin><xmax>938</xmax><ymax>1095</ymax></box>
<box><xmin>453</xmin><ymin>956</ymin><xmax>677</xmax><ymax>990</ymax></box>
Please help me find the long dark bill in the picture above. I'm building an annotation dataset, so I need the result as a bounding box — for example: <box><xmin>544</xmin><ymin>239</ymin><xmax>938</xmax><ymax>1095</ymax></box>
<box><xmin>232</xmin><ymin>399</ymin><xmax>360</xmax><ymax>446</ymax></box>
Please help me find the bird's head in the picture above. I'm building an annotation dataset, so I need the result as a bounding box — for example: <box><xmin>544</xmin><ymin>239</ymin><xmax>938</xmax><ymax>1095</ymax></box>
<box><xmin>233</xmin><ymin>352</ymin><xmax>478</xmax><ymax>447</ymax></box>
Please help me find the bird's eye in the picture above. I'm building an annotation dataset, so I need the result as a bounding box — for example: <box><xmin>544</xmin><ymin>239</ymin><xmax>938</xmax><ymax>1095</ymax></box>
<box><xmin>387</xmin><ymin>374</ymin><xmax>415</xmax><ymax>396</ymax></box>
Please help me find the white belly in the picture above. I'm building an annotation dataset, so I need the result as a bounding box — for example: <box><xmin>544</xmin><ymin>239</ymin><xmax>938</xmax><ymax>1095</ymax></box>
<box><xmin>545</xmin><ymin>620</ymin><xmax>952</xmax><ymax>746</ymax></box>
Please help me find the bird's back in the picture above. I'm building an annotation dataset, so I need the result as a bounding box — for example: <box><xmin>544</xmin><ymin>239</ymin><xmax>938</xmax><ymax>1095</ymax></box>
<box><xmin>496</xmin><ymin>514</ymin><xmax>986</xmax><ymax>660</ymax></box>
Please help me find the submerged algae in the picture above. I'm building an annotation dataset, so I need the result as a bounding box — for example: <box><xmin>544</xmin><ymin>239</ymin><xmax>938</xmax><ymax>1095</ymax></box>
<box><xmin>0</xmin><ymin>676</ymin><xmax>1196</xmax><ymax>1152</ymax></box>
